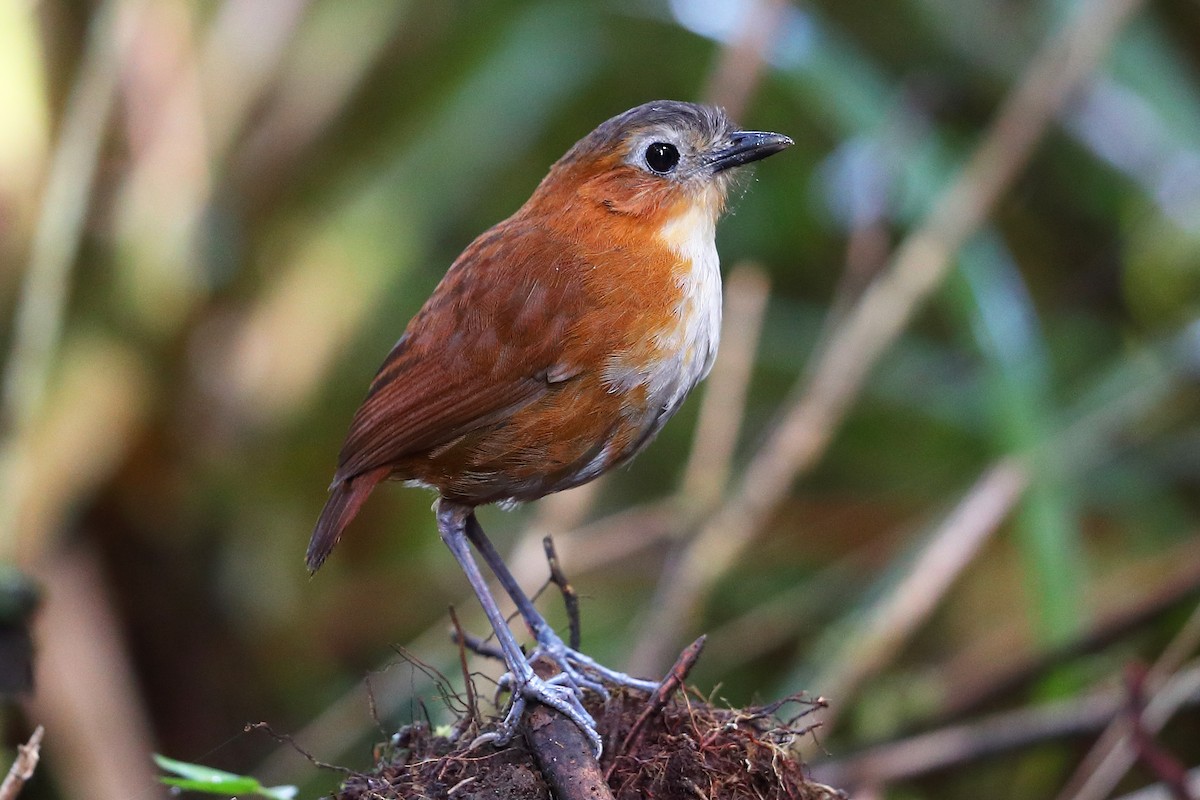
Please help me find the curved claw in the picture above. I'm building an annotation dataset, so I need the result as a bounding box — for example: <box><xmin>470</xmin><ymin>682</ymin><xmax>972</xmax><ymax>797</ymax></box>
<box><xmin>449</xmin><ymin>509</ymin><xmax>657</xmax><ymax>754</ymax></box>
<box><xmin>486</xmin><ymin>637</ymin><xmax>657</xmax><ymax>758</ymax></box>
<box><xmin>483</xmin><ymin>673</ymin><xmax>603</xmax><ymax>756</ymax></box>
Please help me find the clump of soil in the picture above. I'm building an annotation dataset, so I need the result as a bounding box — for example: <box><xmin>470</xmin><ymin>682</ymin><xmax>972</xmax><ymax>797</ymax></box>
<box><xmin>334</xmin><ymin>688</ymin><xmax>841</xmax><ymax>800</ymax></box>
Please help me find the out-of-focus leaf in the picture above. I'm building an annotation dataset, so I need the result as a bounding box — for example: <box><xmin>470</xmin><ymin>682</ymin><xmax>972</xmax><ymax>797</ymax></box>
<box><xmin>154</xmin><ymin>754</ymin><xmax>298</xmax><ymax>799</ymax></box>
<box><xmin>954</xmin><ymin>236</ymin><xmax>1085</xmax><ymax>649</ymax></box>
<box><xmin>1124</xmin><ymin>214</ymin><xmax>1200</xmax><ymax>330</ymax></box>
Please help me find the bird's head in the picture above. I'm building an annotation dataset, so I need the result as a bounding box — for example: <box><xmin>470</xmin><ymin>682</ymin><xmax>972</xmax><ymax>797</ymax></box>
<box><xmin>526</xmin><ymin>101</ymin><xmax>792</xmax><ymax>228</ymax></box>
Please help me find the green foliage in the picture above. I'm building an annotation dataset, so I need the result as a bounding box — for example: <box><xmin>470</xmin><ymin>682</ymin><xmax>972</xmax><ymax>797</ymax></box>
<box><xmin>154</xmin><ymin>755</ymin><xmax>297</xmax><ymax>800</ymax></box>
<box><xmin>3</xmin><ymin>1</ymin><xmax>1199</xmax><ymax>798</ymax></box>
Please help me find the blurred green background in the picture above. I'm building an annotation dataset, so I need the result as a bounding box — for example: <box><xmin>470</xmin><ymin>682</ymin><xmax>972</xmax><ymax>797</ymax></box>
<box><xmin>1</xmin><ymin>0</ymin><xmax>1198</xmax><ymax>798</ymax></box>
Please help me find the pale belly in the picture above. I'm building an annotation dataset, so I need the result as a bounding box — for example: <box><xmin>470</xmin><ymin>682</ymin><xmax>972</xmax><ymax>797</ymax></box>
<box><xmin>597</xmin><ymin>204</ymin><xmax>724</xmax><ymax>468</ymax></box>
<box><xmin>419</xmin><ymin>203</ymin><xmax>725</xmax><ymax>506</ymax></box>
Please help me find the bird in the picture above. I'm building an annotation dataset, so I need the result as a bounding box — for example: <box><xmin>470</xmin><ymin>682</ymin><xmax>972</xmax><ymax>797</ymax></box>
<box><xmin>307</xmin><ymin>100</ymin><xmax>791</xmax><ymax>754</ymax></box>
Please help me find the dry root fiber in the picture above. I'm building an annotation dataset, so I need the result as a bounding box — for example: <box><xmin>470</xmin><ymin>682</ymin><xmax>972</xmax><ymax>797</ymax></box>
<box><xmin>334</xmin><ymin>688</ymin><xmax>842</xmax><ymax>800</ymax></box>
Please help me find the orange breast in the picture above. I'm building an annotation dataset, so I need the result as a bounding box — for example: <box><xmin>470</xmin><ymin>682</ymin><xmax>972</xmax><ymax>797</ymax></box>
<box><xmin>359</xmin><ymin>167</ymin><xmax>723</xmax><ymax>507</ymax></box>
<box><xmin>395</xmin><ymin>202</ymin><xmax>711</xmax><ymax>505</ymax></box>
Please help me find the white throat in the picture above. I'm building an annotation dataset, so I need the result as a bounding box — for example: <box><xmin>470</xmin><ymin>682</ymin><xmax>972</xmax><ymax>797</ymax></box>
<box><xmin>646</xmin><ymin>201</ymin><xmax>723</xmax><ymax>415</ymax></box>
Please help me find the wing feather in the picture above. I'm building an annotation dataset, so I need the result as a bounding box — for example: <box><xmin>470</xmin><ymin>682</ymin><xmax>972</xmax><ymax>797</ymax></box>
<box><xmin>332</xmin><ymin>220</ymin><xmax>588</xmax><ymax>485</ymax></box>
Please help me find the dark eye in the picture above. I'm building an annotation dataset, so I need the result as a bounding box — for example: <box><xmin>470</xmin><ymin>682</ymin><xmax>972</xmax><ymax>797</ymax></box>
<box><xmin>644</xmin><ymin>142</ymin><xmax>680</xmax><ymax>174</ymax></box>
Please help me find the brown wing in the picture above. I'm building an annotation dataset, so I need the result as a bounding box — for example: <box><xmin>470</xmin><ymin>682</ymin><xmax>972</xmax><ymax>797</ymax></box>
<box><xmin>332</xmin><ymin>219</ymin><xmax>588</xmax><ymax>485</ymax></box>
<box><xmin>308</xmin><ymin>220</ymin><xmax>590</xmax><ymax>570</ymax></box>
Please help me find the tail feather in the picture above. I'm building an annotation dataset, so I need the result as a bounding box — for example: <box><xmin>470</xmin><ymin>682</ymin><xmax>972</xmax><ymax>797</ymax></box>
<box><xmin>306</xmin><ymin>467</ymin><xmax>388</xmax><ymax>572</ymax></box>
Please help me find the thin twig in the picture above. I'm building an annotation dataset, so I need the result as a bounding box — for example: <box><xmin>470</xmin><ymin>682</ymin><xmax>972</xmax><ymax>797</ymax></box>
<box><xmin>244</xmin><ymin>723</ymin><xmax>351</xmax><ymax>774</ymax></box>
<box><xmin>809</xmin><ymin>459</ymin><xmax>1029</xmax><ymax>730</ymax></box>
<box><xmin>542</xmin><ymin>536</ymin><xmax>581</xmax><ymax>651</ymax></box>
<box><xmin>1123</xmin><ymin>664</ymin><xmax>1195</xmax><ymax>800</ymax></box>
<box><xmin>1057</xmin><ymin>604</ymin><xmax>1200</xmax><ymax>800</ymax></box>
<box><xmin>1113</xmin><ymin>768</ymin><xmax>1200</xmax><ymax>800</ymax></box>
<box><xmin>810</xmin><ymin>662</ymin><xmax>1200</xmax><ymax>789</ymax></box>
<box><xmin>939</xmin><ymin>547</ymin><xmax>1200</xmax><ymax>721</ymax></box>
<box><xmin>452</xmin><ymin>629</ymin><xmax>506</xmax><ymax>663</ymax></box>
<box><xmin>387</xmin><ymin>644</ymin><xmax>473</xmax><ymax>718</ymax></box>
<box><xmin>448</xmin><ymin>607</ymin><xmax>479</xmax><ymax>736</ymax></box>
<box><xmin>512</xmin><ymin>482</ymin><xmax>607</xmax><ymax>591</ymax></box>
<box><xmin>607</xmin><ymin>636</ymin><xmax>706</xmax><ymax>780</ymax></box>
<box><xmin>512</xmin><ymin>502</ymin><xmax>677</xmax><ymax>590</ymax></box>
<box><xmin>628</xmin><ymin>0</ymin><xmax>1148</xmax><ymax>675</ymax></box>
<box><xmin>0</xmin><ymin>726</ymin><xmax>44</xmax><ymax>800</ymax></box>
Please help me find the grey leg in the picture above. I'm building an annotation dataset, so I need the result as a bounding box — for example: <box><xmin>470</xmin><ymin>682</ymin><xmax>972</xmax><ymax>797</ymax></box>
<box><xmin>464</xmin><ymin>512</ymin><xmax>659</xmax><ymax>694</ymax></box>
<box><xmin>436</xmin><ymin>500</ymin><xmax>601</xmax><ymax>754</ymax></box>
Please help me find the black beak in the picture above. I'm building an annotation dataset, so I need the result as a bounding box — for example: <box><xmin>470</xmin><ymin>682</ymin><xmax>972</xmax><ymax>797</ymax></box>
<box><xmin>707</xmin><ymin>131</ymin><xmax>793</xmax><ymax>173</ymax></box>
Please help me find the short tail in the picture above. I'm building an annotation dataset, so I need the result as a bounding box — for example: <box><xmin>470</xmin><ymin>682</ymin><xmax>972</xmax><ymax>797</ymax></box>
<box><xmin>306</xmin><ymin>467</ymin><xmax>389</xmax><ymax>572</ymax></box>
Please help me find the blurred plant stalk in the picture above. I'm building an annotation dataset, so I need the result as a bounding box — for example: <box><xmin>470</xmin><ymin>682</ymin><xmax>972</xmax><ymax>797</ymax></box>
<box><xmin>0</xmin><ymin>0</ymin><xmax>130</xmax><ymax>563</ymax></box>
<box><xmin>627</xmin><ymin>0</ymin><xmax>1149</xmax><ymax>675</ymax></box>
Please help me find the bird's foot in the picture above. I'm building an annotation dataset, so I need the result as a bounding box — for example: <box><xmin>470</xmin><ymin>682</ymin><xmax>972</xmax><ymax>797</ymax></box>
<box><xmin>531</xmin><ymin>629</ymin><xmax>660</xmax><ymax>697</ymax></box>
<box><xmin>484</xmin><ymin>634</ymin><xmax>657</xmax><ymax>756</ymax></box>
<box><xmin>476</xmin><ymin>670</ymin><xmax>602</xmax><ymax>755</ymax></box>
<box><xmin>495</xmin><ymin>634</ymin><xmax>658</xmax><ymax>701</ymax></box>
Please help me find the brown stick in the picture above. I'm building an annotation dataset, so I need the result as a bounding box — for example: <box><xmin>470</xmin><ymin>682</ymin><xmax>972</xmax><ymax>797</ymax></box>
<box><xmin>524</xmin><ymin>637</ymin><xmax>707</xmax><ymax>796</ymax></box>
<box><xmin>0</xmin><ymin>726</ymin><xmax>43</xmax><ymax>800</ymax></box>
<box><xmin>941</xmin><ymin>558</ymin><xmax>1200</xmax><ymax>721</ymax></box>
<box><xmin>1124</xmin><ymin>664</ymin><xmax>1195</xmax><ymax>800</ymax></box>
<box><xmin>523</xmin><ymin>659</ymin><xmax>615</xmax><ymax>800</ymax></box>
<box><xmin>811</xmin><ymin>460</ymin><xmax>1028</xmax><ymax>730</ymax></box>
<box><xmin>1057</xmin><ymin>603</ymin><xmax>1200</xmax><ymax>800</ymax></box>
<box><xmin>605</xmin><ymin>636</ymin><xmax>706</xmax><ymax>782</ymax></box>
<box><xmin>811</xmin><ymin>662</ymin><xmax>1200</xmax><ymax>789</ymax></box>
<box><xmin>626</xmin><ymin>637</ymin><xmax>704</xmax><ymax>754</ymax></box>
<box><xmin>543</xmin><ymin>535</ymin><xmax>581</xmax><ymax>651</ymax></box>
<box><xmin>448</xmin><ymin>606</ymin><xmax>479</xmax><ymax>737</ymax></box>
<box><xmin>244</xmin><ymin>723</ymin><xmax>351</xmax><ymax>775</ymax></box>
<box><xmin>453</xmin><ymin>628</ymin><xmax>505</xmax><ymax>662</ymax></box>
<box><xmin>524</xmin><ymin>704</ymin><xmax>614</xmax><ymax>800</ymax></box>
